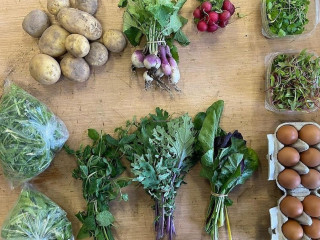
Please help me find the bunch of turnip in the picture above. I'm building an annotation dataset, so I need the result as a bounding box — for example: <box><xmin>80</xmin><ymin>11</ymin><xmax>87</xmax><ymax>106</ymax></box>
<box><xmin>131</xmin><ymin>45</ymin><xmax>180</xmax><ymax>91</ymax></box>
<box><xmin>193</xmin><ymin>0</ymin><xmax>235</xmax><ymax>33</ymax></box>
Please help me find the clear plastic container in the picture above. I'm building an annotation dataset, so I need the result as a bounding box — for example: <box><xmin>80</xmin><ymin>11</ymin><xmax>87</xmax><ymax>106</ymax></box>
<box><xmin>261</xmin><ymin>0</ymin><xmax>320</xmax><ymax>39</ymax></box>
<box><xmin>265</xmin><ymin>50</ymin><xmax>319</xmax><ymax>114</ymax></box>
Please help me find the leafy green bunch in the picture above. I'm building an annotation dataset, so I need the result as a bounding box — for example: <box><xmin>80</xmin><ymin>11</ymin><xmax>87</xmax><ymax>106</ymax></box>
<box><xmin>65</xmin><ymin>129</ymin><xmax>131</xmax><ymax>240</ymax></box>
<box><xmin>268</xmin><ymin>50</ymin><xmax>320</xmax><ymax>112</ymax></box>
<box><xmin>0</xmin><ymin>83</ymin><xmax>69</xmax><ymax>185</ymax></box>
<box><xmin>118</xmin><ymin>0</ymin><xmax>190</xmax><ymax>61</ymax></box>
<box><xmin>117</xmin><ymin>108</ymin><xmax>196</xmax><ymax>240</ymax></box>
<box><xmin>266</xmin><ymin>0</ymin><xmax>310</xmax><ymax>37</ymax></box>
<box><xmin>195</xmin><ymin>100</ymin><xmax>259</xmax><ymax>240</ymax></box>
<box><xmin>1</xmin><ymin>185</ymin><xmax>73</xmax><ymax>240</ymax></box>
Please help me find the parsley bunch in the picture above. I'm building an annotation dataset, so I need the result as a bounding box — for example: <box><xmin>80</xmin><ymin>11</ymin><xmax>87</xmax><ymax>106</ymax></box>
<box><xmin>266</xmin><ymin>0</ymin><xmax>310</xmax><ymax>37</ymax></box>
<box><xmin>65</xmin><ymin>129</ymin><xmax>131</xmax><ymax>240</ymax></box>
<box><xmin>117</xmin><ymin>108</ymin><xmax>196</xmax><ymax>240</ymax></box>
<box><xmin>195</xmin><ymin>100</ymin><xmax>259</xmax><ymax>240</ymax></box>
<box><xmin>118</xmin><ymin>0</ymin><xmax>190</xmax><ymax>61</ymax></box>
<box><xmin>268</xmin><ymin>50</ymin><xmax>320</xmax><ymax>112</ymax></box>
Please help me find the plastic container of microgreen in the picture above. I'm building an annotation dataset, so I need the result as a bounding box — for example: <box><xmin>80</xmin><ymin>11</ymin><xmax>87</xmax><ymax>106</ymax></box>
<box><xmin>261</xmin><ymin>0</ymin><xmax>320</xmax><ymax>39</ymax></box>
<box><xmin>265</xmin><ymin>50</ymin><xmax>320</xmax><ymax>114</ymax></box>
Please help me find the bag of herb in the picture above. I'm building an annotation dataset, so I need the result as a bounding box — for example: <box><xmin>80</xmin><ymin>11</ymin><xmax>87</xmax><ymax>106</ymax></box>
<box><xmin>1</xmin><ymin>185</ymin><xmax>74</xmax><ymax>240</ymax></box>
<box><xmin>0</xmin><ymin>82</ymin><xmax>69</xmax><ymax>185</ymax></box>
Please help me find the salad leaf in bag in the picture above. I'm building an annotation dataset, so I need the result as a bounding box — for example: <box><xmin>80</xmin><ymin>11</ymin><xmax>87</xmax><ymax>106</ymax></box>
<box><xmin>0</xmin><ymin>82</ymin><xmax>69</xmax><ymax>185</ymax></box>
<box><xmin>1</xmin><ymin>185</ymin><xmax>74</xmax><ymax>240</ymax></box>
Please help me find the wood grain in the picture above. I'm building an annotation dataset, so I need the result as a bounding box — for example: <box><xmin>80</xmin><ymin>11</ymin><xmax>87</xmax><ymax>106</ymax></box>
<box><xmin>0</xmin><ymin>0</ymin><xmax>319</xmax><ymax>239</ymax></box>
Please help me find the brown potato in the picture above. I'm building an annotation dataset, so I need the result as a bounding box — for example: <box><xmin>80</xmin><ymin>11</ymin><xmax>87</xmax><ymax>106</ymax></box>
<box><xmin>65</xmin><ymin>34</ymin><xmax>90</xmax><ymax>58</ymax></box>
<box><xmin>39</xmin><ymin>25</ymin><xmax>70</xmax><ymax>57</ymax></box>
<box><xmin>22</xmin><ymin>10</ymin><xmax>51</xmax><ymax>38</ymax></box>
<box><xmin>75</xmin><ymin>0</ymin><xmax>98</xmax><ymax>15</ymax></box>
<box><xmin>29</xmin><ymin>54</ymin><xmax>61</xmax><ymax>85</ymax></box>
<box><xmin>103</xmin><ymin>29</ymin><xmax>127</xmax><ymax>53</ymax></box>
<box><xmin>57</xmin><ymin>8</ymin><xmax>102</xmax><ymax>40</ymax></box>
<box><xmin>85</xmin><ymin>42</ymin><xmax>108</xmax><ymax>66</ymax></box>
<box><xmin>60</xmin><ymin>54</ymin><xmax>90</xmax><ymax>82</ymax></box>
<box><xmin>47</xmin><ymin>0</ymin><xmax>70</xmax><ymax>15</ymax></box>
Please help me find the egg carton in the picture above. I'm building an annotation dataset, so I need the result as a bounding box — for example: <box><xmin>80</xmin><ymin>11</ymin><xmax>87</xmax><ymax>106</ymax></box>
<box><xmin>267</xmin><ymin>122</ymin><xmax>320</xmax><ymax>240</ymax></box>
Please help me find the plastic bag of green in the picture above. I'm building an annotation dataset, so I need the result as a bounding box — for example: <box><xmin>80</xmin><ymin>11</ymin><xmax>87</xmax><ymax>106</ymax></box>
<box><xmin>1</xmin><ymin>185</ymin><xmax>74</xmax><ymax>240</ymax></box>
<box><xmin>0</xmin><ymin>82</ymin><xmax>69</xmax><ymax>185</ymax></box>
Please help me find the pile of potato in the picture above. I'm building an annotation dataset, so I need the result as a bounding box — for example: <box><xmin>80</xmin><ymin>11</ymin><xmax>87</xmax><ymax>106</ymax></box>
<box><xmin>23</xmin><ymin>0</ymin><xmax>127</xmax><ymax>85</ymax></box>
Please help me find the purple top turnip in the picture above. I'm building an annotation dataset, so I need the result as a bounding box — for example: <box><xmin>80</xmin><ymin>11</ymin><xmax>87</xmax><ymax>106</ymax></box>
<box><xmin>131</xmin><ymin>50</ymin><xmax>145</xmax><ymax>68</ymax></box>
<box><xmin>144</xmin><ymin>54</ymin><xmax>161</xmax><ymax>69</ymax></box>
<box><xmin>159</xmin><ymin>45</ymin><xmax>172</xmax><ymax>76</ymax></box>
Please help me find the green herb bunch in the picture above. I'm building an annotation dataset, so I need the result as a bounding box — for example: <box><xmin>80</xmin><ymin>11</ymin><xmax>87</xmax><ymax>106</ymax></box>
<box><xmin>118</xmin><ymin>0</ymin><xmax>190</xmax><ymax>61</ymax></box>
<box><xmin>117</xmin><ymin>108</ymin><xmax>196</xmax><ymax>240</ymax></box>
<box><xmin>268</xmin><ymin>50</ymin><xmax>320</xmax><ymax>112</ymax></box>
<box><xmin>195</xmin><ymin>100</ymin><xmax>259</xmax><ymax>240</ymax></box>
<box><xmin>266</xmin><ymin>0</ymin><xmax>310</xmax><ymax>37</ymax></box>
<box><xmin>0</xmin><ymin>83</ymin><xmax>69</xmax><ymax>185</ymax></box>
<box><xmin>1</xmin><ymin>185</ymin><xmax>73</xmax><ymax>240</ymax></box>
<box><xmin>65</xmin><ymin>129</ymin><xmax>131</xmax><ymax>240</ymax></box>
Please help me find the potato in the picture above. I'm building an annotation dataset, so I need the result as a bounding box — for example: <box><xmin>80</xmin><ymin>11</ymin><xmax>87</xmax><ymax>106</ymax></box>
<box><xmin>39</xmin><ymin>25</ymin><xmax>70</xmax><ymax>57</ymax></box>
<box><xmin>85</xmin><ymin>42</ymin><xmax>108</xmax><ymax>66</ymax></box>
<box><xmin>29</xmin><ymin>54</ymin><xmax>61</xmax><ymax>85</ymax></box>
<box><xmin>103</xmin><ymin>29</ymin><xmax>127</xmax><ymax>53</ymax></box>
<box><xmin>65</xmin><ymin>34</ymin><xmax>90</xmax><ymax>58</ymax></box>
<box><xmin>47</xmin><ymin>0</ymin><xmax>70</xmax><ymax>15</ymax></box>
<box><xmin>75</xmin><ymin>0</ymin><xmax>98</xmax><ymax>15</ymax></box>
<box><xmin>60</xmin><ymin>54</ymin><xmax>90</xmax><ymax>82</ymax></box>
<box><xmin>57</xmin><ymin>8</ymin><xmax>102</xmax><ymax>40</ymax></box>
<box><xmin>22</xmin><ymin>10</ymin><xmax>50</xmax><ymax>38</ymax></box>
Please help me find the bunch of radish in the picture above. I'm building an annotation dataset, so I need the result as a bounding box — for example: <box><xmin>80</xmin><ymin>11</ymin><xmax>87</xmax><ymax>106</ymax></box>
<box><xmin>193</xmin><ymin>0</ymin><xmax>235</xmax><ymax>33</ymax></box>
<box><xmin>131</xmin><ymin>45</ymin><xmax>180</xmax><ymax>91</ymax></box>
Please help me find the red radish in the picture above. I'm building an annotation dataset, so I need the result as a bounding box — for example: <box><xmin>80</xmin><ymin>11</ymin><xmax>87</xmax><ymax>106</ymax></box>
<box><xmin>222</xmin><ymin>0</ymin><xmax>235</xmax><ymax>15</ymax></box>
<box><xmin>205</xmin><ymin>11</ymin><xmax>219</xmax><ymax>25</ymax></box>
<box><xmin>207</xmin><ymin>24</ymin><xmax>219</xmax><ymax>32</ymax></box>
<box><xmin>218</xmin><ymin>20</ymin><xmax>228</xmax><ymax>28</ymax></box>
<box><xmin>219</xmin><ymin>10</ymin><xmax>231</xmax><ymax>22</ymax></box>
<box><xmin>201</xmin><ymin>1</ymin><xmax>212</xmax><ymax>13</ymax></box>
<box><xmin>197</xmin><ymin>20</ymin><xmax>208</xmax><ymax>32</ymax></box>
<box><xmin>193</xmin><ymin>7</ymin><xmax>202</xmax><ymax>19</ymax></box>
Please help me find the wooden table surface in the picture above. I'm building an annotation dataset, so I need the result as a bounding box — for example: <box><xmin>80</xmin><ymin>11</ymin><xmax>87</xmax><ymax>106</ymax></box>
<box><xmin>0</xmin><ymin>0</ymin><xmax>320</xmax><ymax>239</ymax></box>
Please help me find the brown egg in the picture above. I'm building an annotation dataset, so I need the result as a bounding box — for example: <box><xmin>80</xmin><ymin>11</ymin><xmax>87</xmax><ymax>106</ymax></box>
<box><xmin>278</xmin><ymin>169</ymin><xmax>301</xmax><ymax>189</ymax></box>
<box><xmin>282</xmin><ymin>219</ymin><xmax>304</xmax><ymax>240</ymax></box>
<box><xmin>280</xmin><ymin>196</ymin><xmax>303</xmax><ymax>218</ymax></box>
<box><xmin>300</xmin><ymin>148</ymin><xmax>320</xmax><ymax>167</ymax></box>
<box><xmin>302</xmin><ymin>195</ymin><xmax>320</xmax><ymax>217</ymax></box>
<box><xmin>277</xmin><ymin>147</ymin><xmax>300</xmax><ymax>167</ymax></box>
<box><xmin>301</xmin><ymin>169</ymin><xmax>320</xmax><ymax>189</ymax></box>
<box><xmin>299</xmin><ymin>124</ymin><xmax>320</xmax><ymax>146</ymax></box>
<box><xmin>277</xmin><ymin>125</ymin><xmax>298</xmax><ymax>145</ymax></box>
<box><xmin>303</xmin><ymin>218</ymin><xmax>320</xmax><ymax>239</ymax></box>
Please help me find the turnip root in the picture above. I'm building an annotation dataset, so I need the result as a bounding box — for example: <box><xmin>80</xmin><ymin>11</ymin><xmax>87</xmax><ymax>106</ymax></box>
<box><xmin>143</xmin><ymin>71</ymin><xmax>153</xmax><ymax>83</ymax></box>
<box><xmin>159</xmin><ymin>45</ymin><xmax>172</xmax><ymax>76</ymax></box>
<box><xmin>131</xmin><ymin>50</ymin><xmax>145</xmax><ymax>69</ymax></box>
<box><xmin>155</xmin><ymin>68</ymin><xmax>164</xmax><ymax>78</ymax></box>
<box><xmin>143</xmin><ymin>54</ymin><xmax>161</xmax><ymax>69</ymax></box>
